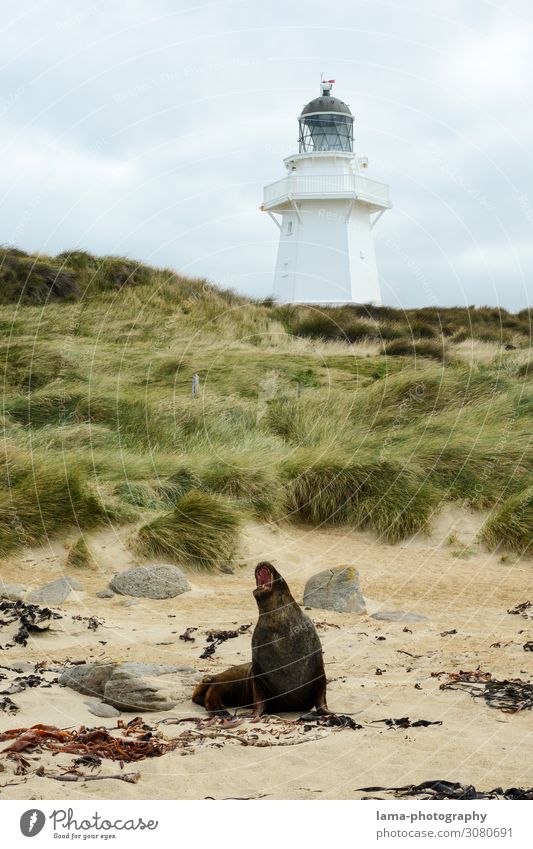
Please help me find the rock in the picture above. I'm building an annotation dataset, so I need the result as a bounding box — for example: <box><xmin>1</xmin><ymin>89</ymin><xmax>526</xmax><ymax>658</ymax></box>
<box><xmin>119</xmin><ymin>662</ymin><xmax>184</xmax><ymax>676</ymax></box>
<box><xmin>0</xmin><ymin>583</ymin><xmax>27</xmax><ymax>602</ymax></box>
<box><xmin>59</xmin><ymin>663</ymin><xmax>116</xmax><ymax>697</ymax></box>
<box><xmin>60</xmin><ymin>661</ymin><xmax>185</xmax><ymax>711</ymax></box>
<box><xmin>303</xmin><ymin>565</ymin><xmax>366</xmax><ymax>614</ymax></box>
<box><xmin>83</xmin><ymin>699</ymin><xmax>121</xmax><ymax>718</ymax></box>
<box><xmin>96</xmin><ymin>590</ymin><xmax>115</xmax><ymax>599</ymax></box>
<box><xmin>10</xmin><ymin>661</ymin><xmax>35</xmax><ymax>673</ymax></box>
<box><xmin>28</xmin><ymin>577</ymin><xmax>79</xmax><ymax>606</ymax></box>
<box><xmin>120</xmin><ymin>599</ymin><xmax>138</xmax><ymax>607</ymax></box>
<box><xmin>65</xmin><ymin>576</ymin><xmax>83</xmax><ymax>591</ymax></box>
<box><xmin>103</xmin><ymin>670</ymin><xmax>178</xmax><ymax>711</ymax></box>
<box><xmin>110</xmin><ymin>564</ymin><xmax>191</xmax><ymax>599</ymax></box>
<box><xmin>371</xmin><ymin>610</ymin><xmax>430</xmax><ymax>623</ymax></box>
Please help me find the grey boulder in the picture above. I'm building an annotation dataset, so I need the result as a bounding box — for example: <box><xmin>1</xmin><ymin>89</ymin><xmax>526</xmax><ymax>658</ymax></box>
<box><xmin>60</xmin><ymin>661</ymin><xmax>188</xmax><ymax>712</ymax></box>
<box><xmin>303</xmin><ymin>565</ymin><xmax>366</xmax><ymax>614</ymax></box>
<box><xmin>28</xmin><ymin>576</ymin><xmax>82</xmax><ymax>606</ymax></box>
<box><xmin>109</xmin><ymin>564</ymin><xmax>191</xmax><ymax>599</ymax></box>
<box><xmin>59</xmin><ymin>663</ymin><xmax>116</xmax><ymax>697</ymax></box>
<box><xmin>371</xmin><ymin>610</ymin><xmax>430</xmax><ymax>623</ymax></box>
<box><xmin>96</xmin><ymin>589</ymin><xmax>115</xmax><ymax>599</ymax></box>
<box><xmin>104</xmin><ymin>669</ymin><xmax>178</xmax><ymax>711</ymax></box>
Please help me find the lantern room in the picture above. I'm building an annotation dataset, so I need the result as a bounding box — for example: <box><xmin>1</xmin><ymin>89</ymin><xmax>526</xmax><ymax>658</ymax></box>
<box><xmin>298</xmin><ymin>80</ymin><xmax>354</xmax><ymax>153</ymax></box>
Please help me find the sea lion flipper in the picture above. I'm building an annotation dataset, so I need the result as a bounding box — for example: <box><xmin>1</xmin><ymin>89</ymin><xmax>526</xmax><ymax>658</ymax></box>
<box><xmin>314</xmin><ymin>676</ymin><xmax>332</xmax><ymax>715</ymax></box>
<box><xmin>252</xmin><ymin>676</ymin><xmax>267</xmax><ymax>717</ymax></box>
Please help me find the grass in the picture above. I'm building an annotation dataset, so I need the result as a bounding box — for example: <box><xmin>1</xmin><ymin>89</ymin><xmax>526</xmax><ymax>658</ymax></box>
<box><xmin>0</xmin><ymin>460</ymin><xmax>109</xmax><ymax>557</ymax></box>
<box><xmin>136</xmin><ymin>490</ymin><xmax>243</xmax><ymax>571</ymax></box>
<box><xmin>0</xmin><ymin>246</ymin><xmax>530</xmax><ymax>560</ymax></box>
<box><xmin>481</xmin><ymin>487</ymin><xmax>533</xmax><ymax>554</ymax></box>
<box><xmin>66</xmin><ymin>535</ymin><xmax>97</xmax><ymax>570</ymax></box>
<box><xmin>283</xmin><ymin>454</ymin><xmax>439</xmax><ymax>542</ymax></box>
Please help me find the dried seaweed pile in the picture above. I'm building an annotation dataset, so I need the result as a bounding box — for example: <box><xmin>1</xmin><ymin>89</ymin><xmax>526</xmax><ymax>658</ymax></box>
<box><xmin>358</xmin><ymin>780</ymin><xmax>533</xmax><ymax>800</ymax></box>
<box><xmin>0</xmin><ymin>601</ymin><xmax>61</xmax><ymax>649</ymax></box>
<box><xmin>0</xmin><ymin>717</ymin><xmax>180</xmax><ymax>776</ymax></box>
<box><xmin>436</xmin><ymin>669</ymin><xmax>533</xmax><ymax>713</ymax></box>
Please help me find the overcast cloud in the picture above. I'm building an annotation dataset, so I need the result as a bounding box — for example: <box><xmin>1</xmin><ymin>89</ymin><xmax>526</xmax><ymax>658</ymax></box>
<box><xmin>0</xmin><ymin>0</ymin><xmax>532</xmax><ymax>309</ymax></box>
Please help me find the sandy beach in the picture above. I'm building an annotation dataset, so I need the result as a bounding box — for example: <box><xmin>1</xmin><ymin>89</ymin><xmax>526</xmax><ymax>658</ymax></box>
<box><xmin>0</xmin><ymin>507</ymin><xmax>532</xmax><ymax>801</ymax></box>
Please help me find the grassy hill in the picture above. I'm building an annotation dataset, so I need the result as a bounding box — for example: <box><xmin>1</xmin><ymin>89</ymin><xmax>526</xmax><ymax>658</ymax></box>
<box><xmin>0</xmin><ymin>246</ymin><xmax>531</xmax><ymax>566</ymax></box>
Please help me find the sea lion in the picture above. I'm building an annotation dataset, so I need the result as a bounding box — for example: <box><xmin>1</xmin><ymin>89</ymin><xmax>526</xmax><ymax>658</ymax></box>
<box><xmin>191</xmin><ymin>562</ymin><xmax>330</xmax><ymax>716</ymax></box>
<box><xmin>251</xmin><ymin>561</ymin><xmax>330</xmax><ymax>716</ymax></box>
<box><xmin>192</xmin><ymin>662</ymin><xmax>253</xmax><ymax>715</ymax></box>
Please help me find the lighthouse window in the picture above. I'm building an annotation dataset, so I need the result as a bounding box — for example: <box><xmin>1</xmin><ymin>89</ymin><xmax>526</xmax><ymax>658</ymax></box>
<box><xmin>298</xmin><ymin>113</ymin><xmax>353</xmax><ymax>153</ymax></box>
<box><xmin>287</xmin><ymin>220</ymin><xmax>293</xmax><ymax>235</ymax></box>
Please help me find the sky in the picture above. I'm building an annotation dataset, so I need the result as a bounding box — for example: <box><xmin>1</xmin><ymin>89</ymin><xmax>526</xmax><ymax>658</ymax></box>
<box><xmin>0</xmin><ymin>0</ymin><xmax>532</xmax><ymax>309</ymax></box>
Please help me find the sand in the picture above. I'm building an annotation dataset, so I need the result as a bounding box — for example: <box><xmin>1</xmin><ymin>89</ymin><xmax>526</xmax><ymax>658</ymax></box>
<box><xmin>1</xmin><ymin>508</ymin><xmax>532</xmax><ymax>801</ymax></box>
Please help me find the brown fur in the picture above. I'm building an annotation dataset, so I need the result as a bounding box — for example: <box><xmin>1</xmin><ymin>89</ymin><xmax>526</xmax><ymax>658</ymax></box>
<box><xmin>191</xmin><ymin>562</ymin><xmax>330</xmax><ymax>716</ymax></box>
<box><xmin>192</xmin><ymin>662</ymin><xmax>254</xmax><ymax>714</ymax></box>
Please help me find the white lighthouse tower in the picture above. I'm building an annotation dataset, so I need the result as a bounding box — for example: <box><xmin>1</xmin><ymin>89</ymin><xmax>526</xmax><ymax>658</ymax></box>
<box><xmin>261</xmin><ymin>81</ymin><xmax>391</xmax><ymax>304</ymax></box>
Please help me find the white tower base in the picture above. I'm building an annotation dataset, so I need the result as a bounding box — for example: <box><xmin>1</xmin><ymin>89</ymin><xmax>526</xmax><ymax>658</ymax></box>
<box><xmin>262</xmin><ymin>151</ymin><xmax>390</xmax><ymax>305</ymax></box>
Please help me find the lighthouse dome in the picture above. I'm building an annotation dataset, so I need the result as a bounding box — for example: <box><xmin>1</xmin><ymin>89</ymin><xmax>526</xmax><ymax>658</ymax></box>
<box><xmin>298</xmin><ymin>81</ymin><xmax>353</xmax><ymax>153</ymax></box>
<box><xmin>300</xmin><ymin>94</ymin><xmax>352</xmax><ymax>117</ymax></box>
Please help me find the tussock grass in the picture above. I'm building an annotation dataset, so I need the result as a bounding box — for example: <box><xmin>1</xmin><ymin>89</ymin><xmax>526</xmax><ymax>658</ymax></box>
<box><xmin>0</xmin><ymin>461</ymin><xmax>109</xmax><ymax>556</ymax></box>
<box><xmin>0</xmin><ymin>249</ymin><xmax>79</xmax><ymax>304</ymax></box>
<box><xmin>382</xmin><ymin>338</ymin><xmax>449</xmax><ymax>361</ymax></box>
<box><xmin>136</xmin><ymin>490</ymin><xmax>242</xmax><ymax>571</ymax></box>
<box><xmin>199</xmin><ymin>456</ymin><xmax>285</xmax><ymax>520</ymax></box>
<box><xmin>282</xmin><ymin>454</ymin><xmax>438</xmax><ymax>542</ymax></box>
<box><xmin>66</xmin><ymin>535</ymin><xmax>96</xmax><ymax>569</ymax></box>
<box><xmin>481</xmin><ymin>487</ymin><xmax>533</xmax><ymax>553</ymax></box>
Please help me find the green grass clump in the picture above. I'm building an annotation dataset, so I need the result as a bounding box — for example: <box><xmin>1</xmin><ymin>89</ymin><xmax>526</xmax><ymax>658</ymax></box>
<box><xmin>200</xmin><ymin>458</ymin><xmax>284</xmax><ymax>520</ymax></box>
<box><xmin>136</xmin><ymin>490</ymin><xmax>242</xmax><ymax>571</ymax></box>
<box><xmin>481</xmin><ymin>487</ymin><xmax>533</xmax><ymax>554</ymax></box>
<box><xmin>382</xmin><ymin>338</ymin><xmax>448</xmax><ymax>361</ymax></box>
<box><xmin>0</xmin><ymin>462</ymin><xmax>109</xmax><ymax>556</ymax></box>
<box><xmin>66</xmin><ymin>535</ymin><xmax>96</xmax><ymax>569</ymax></box>
<box><xmin>114</xmin><ymin>481</ymin><xmax>166</xmax><ymax>510</ymax></box>
<box><xmin>0</xmin><ymin>249</ymin><xmax>79</xmax><ymax>304</ymax></box>
<box><xmin>283</xmin><ymin>455</ymin><xmax>438</xmax><ymax>542</ymax></box>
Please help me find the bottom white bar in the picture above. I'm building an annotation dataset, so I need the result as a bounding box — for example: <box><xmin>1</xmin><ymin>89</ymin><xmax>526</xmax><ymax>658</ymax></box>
<box><xmin>1</xmin><ymin>799</ymin><xmax>529</xmax><ymax>848</ymax></box>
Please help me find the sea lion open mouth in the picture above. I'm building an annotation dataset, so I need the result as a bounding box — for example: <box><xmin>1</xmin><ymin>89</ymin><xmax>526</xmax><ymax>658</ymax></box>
<box><xmin>254</xmin><ymin>563</ymin><xmax>273</xmax><ymax>593</ymax></box>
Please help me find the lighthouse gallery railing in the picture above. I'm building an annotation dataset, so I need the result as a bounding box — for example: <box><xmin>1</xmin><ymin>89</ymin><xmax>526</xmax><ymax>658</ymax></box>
<box><xmin>263</xmin><ymin>174</ymin><xmax>390</xmax><ymax>208</ymax></box>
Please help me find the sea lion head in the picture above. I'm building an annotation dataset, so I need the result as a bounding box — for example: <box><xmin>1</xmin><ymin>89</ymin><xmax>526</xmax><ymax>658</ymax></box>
<box><xmin>253</xmin><ymin>561</ymin><xmax>293</xmax><ymax>609</ymax></box>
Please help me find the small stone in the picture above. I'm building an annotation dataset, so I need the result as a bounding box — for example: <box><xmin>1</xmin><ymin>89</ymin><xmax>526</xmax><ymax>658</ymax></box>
<box><xmin>120</xmin><ymin>599</ymin><xmax>138</xmax><ymax>607</ymax></box>
<box><xmin>303</xmin><ymin>565</ymin><xmax>366</xmax><ymax>614</ymax></box>
<box><xmin>110</xmin><ymin>564</ymin><xmax>191</xmax><ymax>599</ymax></box>
<box><xmin>96</xmin><ymin>590</ymin><xmax>115</xmax><ymax>599</ymax></box>
<box><xmin>28</xmin><ymin>577</ymin><xmax>74</xmax><ymax>605</ymax></box>
<box><xmin>371</xmin><ymin>611</ymin><xmax>430</xmax><ymax>623</ymax></box>
<box><xmin>83</xmin><ymin>699</ymin><xmax>121</xmax><ymax>718</ymax></box>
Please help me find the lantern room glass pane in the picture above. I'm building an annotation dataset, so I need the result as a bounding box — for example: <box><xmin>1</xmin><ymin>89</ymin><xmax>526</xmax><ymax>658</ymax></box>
<box><xmin>299</xmin><ymin>114</ymin><xmax>353</xmax><ymax>153</ymax></box>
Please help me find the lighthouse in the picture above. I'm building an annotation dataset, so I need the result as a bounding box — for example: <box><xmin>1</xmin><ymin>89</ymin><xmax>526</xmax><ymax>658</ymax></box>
<box><xmin>261</xmin><ymin>81</ymin><xmax>391</xmax><ymax>304</ymax></box>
